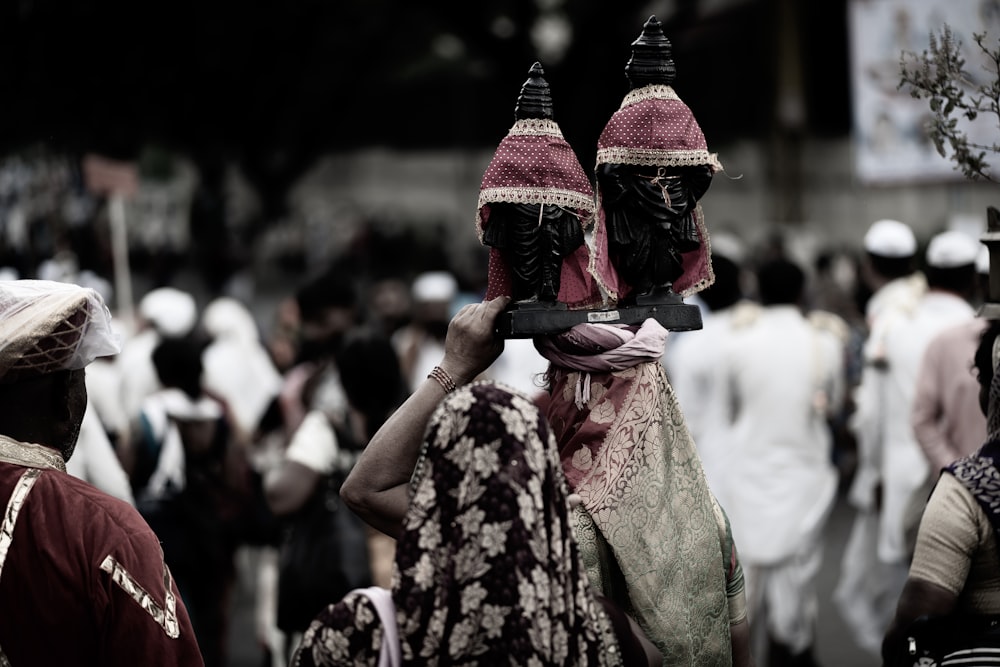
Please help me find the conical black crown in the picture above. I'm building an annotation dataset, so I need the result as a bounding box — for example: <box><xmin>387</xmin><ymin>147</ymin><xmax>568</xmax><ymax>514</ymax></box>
<box><xmin>625</xmin><ymin>15</ymin><xmax>676</xmax><ymax>89</ymax></box>
<box><xmin>514</xmin><ymin>62</ymin><xmax>554</xmax><ymax>121</ymax></box>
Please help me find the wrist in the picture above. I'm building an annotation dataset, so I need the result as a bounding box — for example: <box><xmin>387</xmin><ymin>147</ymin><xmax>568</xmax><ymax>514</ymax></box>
<box><xmin>428</xmin><ymin>365</ymin><xmax>461</xmax><ymax>393</ymax></box>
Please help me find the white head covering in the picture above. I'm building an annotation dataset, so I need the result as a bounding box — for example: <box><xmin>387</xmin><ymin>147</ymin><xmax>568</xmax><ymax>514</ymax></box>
<box><xmin>0</xmin><ymin>279</ymin><xmax>120</xmax><ymax>383</ymax></box>
<box><xmin>139</xmin><ymin>287</ymin><xmax>197</xmax><ymax>338</ymax></box>
<box><xmin>201</xmin><ymin>297</ymin><xmax>283</xmax><ymax>434</ymax></box>
<box><xmin>412</xmin><ymin>271</ymin><xmax>458</xmax><ymax>303</ymax></box>
<box><xmin>864</xmin><ymin>219</ymin><xmax>917</xmax><ymax>258</ymax></box>
<box><xmin>926</xmin><ymin>230</ymin><xmax>980</xmax><ymax>268</ymax></box>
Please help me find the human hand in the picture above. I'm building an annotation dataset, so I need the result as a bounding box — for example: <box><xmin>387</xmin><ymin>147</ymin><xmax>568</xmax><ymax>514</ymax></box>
<box><xmin>439</xmin><ymin>296</ymin><xmax>510</xmax><ymax>385</ymax></box>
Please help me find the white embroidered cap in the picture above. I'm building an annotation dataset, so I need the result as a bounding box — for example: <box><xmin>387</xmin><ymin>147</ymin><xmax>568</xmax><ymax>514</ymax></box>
<box><xmin>926</xmin><ymin>230</ymin><xmax>980</xmax><ymax>268</ymax></box>
<box><xmin>0</xmin><ymin>279</ymin><xmax>121</xmax><ymax>383</ymax></box>
<box><xmin>864</xmin><ymin>219</ymin><xmax>917</xmax><ymax>258</ymax></box>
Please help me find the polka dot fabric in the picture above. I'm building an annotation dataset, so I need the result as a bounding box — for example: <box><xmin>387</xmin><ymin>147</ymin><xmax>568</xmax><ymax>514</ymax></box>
<box><xmin>595</xmin><ymin>84</ymin><xmax>720</xmax><ymax>297</ymax></box>
<box><xmin>478</xmin><ymin>118</ymin><xmax>621</xmax><ymax>309</ymax></box>
<box><xmin>596</xmin><ymin>85</ymin><xmax>722</xmax><ymax>171</ymax></box>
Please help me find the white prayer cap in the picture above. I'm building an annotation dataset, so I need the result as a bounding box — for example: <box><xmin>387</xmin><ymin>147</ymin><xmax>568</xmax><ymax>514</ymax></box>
<box><xmin>926</xmin><ymin>230</ymin><xmax>980</xmax><ymax>268</ymax></box>
<box><xmin>412</xmin><ymin>271</ymin><xmax>458</xmax><ymax>303</ymax></box>
<box><xmin>864</xmin><ymin>219</ymin><xmax>917</xmax><ymax>258</ymax></box>
<box><xmin>139</xmin><ymin>287</ymin><xmax>197</xmax><ymax>338</ymax></box>
<box><xmin>977</xmin><ymin>245</ymin><xmax>990</xmax><ymax>275</ymax></box>
<box><xmin>0</xmin><ymin>279</ymin><xmax>121</xmax><ymax>383</ymax></box>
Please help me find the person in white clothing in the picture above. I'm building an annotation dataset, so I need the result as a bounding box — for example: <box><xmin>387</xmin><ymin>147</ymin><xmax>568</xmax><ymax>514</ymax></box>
<box><xmin>874</xmin><ymin>229</ymin><xmax>980</xmax><ymax>605</ymax></box>
<box><xmin>719</xmin><ymin>256</ymin><xmax>847</xmax><ymax>666</ymax></box>
<box><xmin>116</xmin><ymin>287</ymin><xmax>199</xmax><ymax>443</ymax></box>
<box><xmin>834</xmin><ymin>218</ymin><xmax>926</xmax><ymax>655</ymax></box>
<box><xmin>663</xmin><ymin>250</ymin><xmax>745</xmax><ymax>506</ymax></box>
<box><xmin>201</xmin><ymin>296</ymin><xmax>283</xmax><ymax>439</ymax></box>
<box><xmin>65</xmin><ymin>400</ymin><xmax>135</xmax><ymax>505</ymax></box>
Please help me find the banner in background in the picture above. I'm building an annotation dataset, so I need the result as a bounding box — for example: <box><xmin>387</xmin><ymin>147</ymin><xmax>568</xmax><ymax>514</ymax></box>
<box><xmin>849</xmin><ymin>0</ymin><xmax>1000</xmax><ymax>184</ymax></box>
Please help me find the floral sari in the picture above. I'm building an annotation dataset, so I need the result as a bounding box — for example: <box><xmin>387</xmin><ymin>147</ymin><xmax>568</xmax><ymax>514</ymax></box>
<box><xmin>292</xmin><ymin>382</ymin><xmax>623</xmax><ymax>666</ymax></box>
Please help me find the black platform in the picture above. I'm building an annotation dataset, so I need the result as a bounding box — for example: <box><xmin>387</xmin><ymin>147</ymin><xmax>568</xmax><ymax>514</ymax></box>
<box><xmin>494</xmin><ymin>295</ymin><xmax>703</xmax><ymax>338</ymax></box>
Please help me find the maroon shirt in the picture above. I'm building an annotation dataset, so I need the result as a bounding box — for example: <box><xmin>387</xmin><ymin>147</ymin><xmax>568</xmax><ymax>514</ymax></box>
<box><xmin>0</xmin><ymin>461</ymin><xmax>205</xmax><ymax>666</ymax></box>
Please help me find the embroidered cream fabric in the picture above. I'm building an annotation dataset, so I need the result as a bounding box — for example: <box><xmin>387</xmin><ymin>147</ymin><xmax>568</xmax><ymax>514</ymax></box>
<box><xmin>0</xmin><ymin>468</ymin><xmax>43</xmax><ymax>667</ymax></box>
<box><xmin>618</xmin><ymin>84</ymin><xmax>682</xmax><ymax>107</ymax></box>
<box><xmin>506</xmin><ymin>117</ymin><xmax>564</xmax><ymax>137</ymax></box>
<box><xmin>595</xmin><ymin>146</ymin><xmax>723</xmax><ymax>171</ymax></box>
<box><xmin>0</xmin><ymin>435</ymin><xmax>66</xmax><ymax>473</ymax></box>
<box><xmin>477</xmin><ymin>186</ymin><xmax>596</xmax><ymax>218</ymax></box>
<box><xmin>100</xmin><ymin>555</ymin><xmax>180</xmax><ymax>638</ymax></box>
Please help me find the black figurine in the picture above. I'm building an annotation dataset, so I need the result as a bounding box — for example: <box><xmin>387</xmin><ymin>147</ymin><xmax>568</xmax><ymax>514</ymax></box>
<box><xmin>477</xmin><ymin>62</ymin><xmax>591</xmax><ymax>308</ymax></box>
<box><xmin>595</xmin><ymin>15</ymin><xmax>722</xmax><ymax>304</ymax></box>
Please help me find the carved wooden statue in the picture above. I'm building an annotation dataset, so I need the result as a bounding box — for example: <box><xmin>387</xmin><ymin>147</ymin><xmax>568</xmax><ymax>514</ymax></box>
<box><xmin>476</xmin><ymin>62</ymin><xmax>597</xmax><ymax>310</ymax></box>
<box><xmin>596</xmin><ymin>15</ymin><xmax>722</xmax><ymax>304</ymax></box>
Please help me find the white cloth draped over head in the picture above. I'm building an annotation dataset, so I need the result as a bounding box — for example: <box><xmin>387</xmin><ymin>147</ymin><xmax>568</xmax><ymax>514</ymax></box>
<box><xmin>0</xmin><ymin>279</ymin><xmax>120</xmax><ymax>382</ymax></box>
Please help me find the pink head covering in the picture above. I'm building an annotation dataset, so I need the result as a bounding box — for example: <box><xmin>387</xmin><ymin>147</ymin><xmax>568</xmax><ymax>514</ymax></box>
<box><xmin>477</xmin><ymin>65</ymin><xmax>621</xmax><ymax>309</ymax></box>
<box><xmin>595</xmin><ymin>16</ymin><xmax>721</xmax><ymax>297</ymax></box>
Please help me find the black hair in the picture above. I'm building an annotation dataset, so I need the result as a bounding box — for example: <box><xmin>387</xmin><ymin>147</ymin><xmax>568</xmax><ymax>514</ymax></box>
<box><xmin>926</xmin><ymin>264</ymin><xmax>976</xmax><ymax>296</ymax></box>
<box><xmin>756</xmin><ymin>257</ymin><xmax>805</xmax><ymax>306</ymax></box>
<box><xmin>295</xmin><ymin>264</ymin><xmax>358</xmax><ymax>324</ymax></box>
<box><xmin>700</xmin><ymin>254</ymin><xmax>742</xmax><ymax>312</ymax></box>
<box><xmin>334</xmin><ymin>328</ymin><xmax>407</xmax><ymax>442</ymax></box>
<box><xmin>152</xmin><ymin>337</ymin><xmax>205</xmax><ymax>400</ymax></box>
<box><xmin>974</xmin><ymin>319</ymin><xmax>1000</xmax><ymax>395</ymax></box>
<box><xmin>867</xmin><ymin>252</ymin><xmax>915</xmax><ymax>280</ymax></box>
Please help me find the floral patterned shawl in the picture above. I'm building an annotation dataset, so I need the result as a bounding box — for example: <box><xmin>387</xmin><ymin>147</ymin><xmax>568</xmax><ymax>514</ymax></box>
<box><xmin>292</xmin><ymin>382</ymin><xmax>623</xmax><ymax>666</ymax></box>
<box><xmin>536</xmin><ymin>319</ymin><xmax>733</xmax><ymax>665</ymax></box>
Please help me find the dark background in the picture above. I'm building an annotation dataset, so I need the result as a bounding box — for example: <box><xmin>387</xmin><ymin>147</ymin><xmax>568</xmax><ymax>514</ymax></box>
<box><xmin>0</xmin><ymin>0</ymin><xmax>851</xmax><ymax>217</ymax></box>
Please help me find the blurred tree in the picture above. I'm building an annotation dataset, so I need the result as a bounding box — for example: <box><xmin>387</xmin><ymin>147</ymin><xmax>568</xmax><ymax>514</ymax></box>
<box><xmin>899</xmin><ymin>24</ymin><xmax>1000</xmax><ymax>183</ymax></box>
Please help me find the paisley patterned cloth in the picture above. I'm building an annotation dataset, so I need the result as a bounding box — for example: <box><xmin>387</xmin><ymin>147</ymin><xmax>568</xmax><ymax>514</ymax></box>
<box><xmin>292</xmin><ymin>382</ymin><xmax>624</xmax><ymax>666</ymax></box>
<box><xmin>538</xmin><ymin>320</ymin><xmax>733</xmax><ymax>665</ymax></box>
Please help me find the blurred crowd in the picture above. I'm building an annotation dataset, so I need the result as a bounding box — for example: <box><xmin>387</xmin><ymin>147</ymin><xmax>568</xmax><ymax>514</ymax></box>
<box><xmin>2</xmin><ymin>147</ymin><xmax>997</xmax><ymax>666</ymax></box>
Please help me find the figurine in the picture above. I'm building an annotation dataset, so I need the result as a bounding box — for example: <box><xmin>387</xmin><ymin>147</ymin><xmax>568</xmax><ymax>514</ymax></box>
<box><xmin>595</xmin><ymin>15</ymin><xmax>722</xmax><ymax>304</ymax></box>
<box><xmin>477</xmin><ymin>62</ymin><xmax>612</xmax><ymax>311</ymax></box>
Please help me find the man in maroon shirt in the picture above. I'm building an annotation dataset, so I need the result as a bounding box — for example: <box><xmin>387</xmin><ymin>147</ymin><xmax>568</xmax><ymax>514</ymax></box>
<box><xmin>0</xmin><ymin>280</ymin><xmax>204</xmax><ymax>666</ymax></box>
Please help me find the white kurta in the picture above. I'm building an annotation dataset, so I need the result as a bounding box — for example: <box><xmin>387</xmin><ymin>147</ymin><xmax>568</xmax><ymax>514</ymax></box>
<box><xmin>720</xmin><ymin>305</ymin><xmax>845</xmax><ymax>566</ymax></box>
<box><xmin>835</xmin><ymin>272</ymin><xmax>927</xmax><ymax>656</ymax></box>
<box><xmin>663</xmin><ymin>303</ymin><xmax>740</xmax><ymax>509</ymax></box>
<box><xmin>877</xmin><ymin>290</ymin><xmax>974</xmax><ymax>563</ymax></box>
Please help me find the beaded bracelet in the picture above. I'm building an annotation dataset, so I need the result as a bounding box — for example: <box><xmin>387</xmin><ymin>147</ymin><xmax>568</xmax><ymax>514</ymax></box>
<box><xmin>428</xmin><ymin>366</ymin><xmax>458</xmax><ymax>393</ymax></box>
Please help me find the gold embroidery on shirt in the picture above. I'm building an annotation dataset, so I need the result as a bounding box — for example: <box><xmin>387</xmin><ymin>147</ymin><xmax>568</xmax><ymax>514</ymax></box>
<box><xmin>0</xmin><ymin>436</ymin><xmax>65</xmax><ymax>473</ymax></box>
<box><xmin>99</xmin><ymin>555</ymin><xmax>180</xmax><ymax>639</ymax></box>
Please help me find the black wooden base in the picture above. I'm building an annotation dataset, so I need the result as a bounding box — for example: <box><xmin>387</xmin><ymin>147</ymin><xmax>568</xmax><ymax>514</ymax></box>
<box><xmin>494</xmin><ymin>295</ymin><xmax>702</xmax><ymax>338</ymax></box>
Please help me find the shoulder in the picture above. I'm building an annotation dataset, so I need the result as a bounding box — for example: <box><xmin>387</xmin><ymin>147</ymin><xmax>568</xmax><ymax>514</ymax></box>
<box><xmin>728</xmin><ymin>301</ymin><xmax>763</xmax><ymax>331</ymax></box>
<box><xmin>807</xmin><ymin>310</ymin><xmax>850</xmax><ymax>345</ymax></box>
<box><xmin>40</xmin><ymin>472</ymin><xmax>154</xmax><ymax>540</ymax></box>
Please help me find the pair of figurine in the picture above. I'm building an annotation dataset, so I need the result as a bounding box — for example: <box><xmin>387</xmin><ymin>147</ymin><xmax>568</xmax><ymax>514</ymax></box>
<box><xmin>475</xmin><ymin>16</ymin><xmax>723</xmax><ymax>336</ymax></box>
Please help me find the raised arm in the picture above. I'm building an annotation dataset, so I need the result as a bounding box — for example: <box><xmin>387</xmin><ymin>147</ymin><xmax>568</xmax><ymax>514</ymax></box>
<box><xmin>340</xmin><ymin>296</ymin><xmax>510</xmax><ymax>537</ymax></box>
